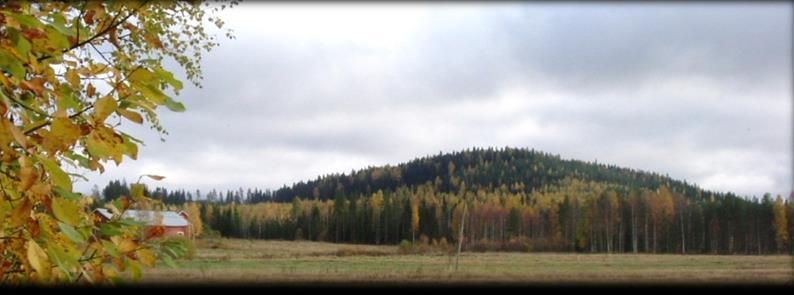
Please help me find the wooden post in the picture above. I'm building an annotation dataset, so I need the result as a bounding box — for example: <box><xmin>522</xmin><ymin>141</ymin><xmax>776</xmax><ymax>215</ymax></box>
<box><xmin>455</xmin><ymin>204</ymin><xmax>467</xmax><ymax>272</ymax></box>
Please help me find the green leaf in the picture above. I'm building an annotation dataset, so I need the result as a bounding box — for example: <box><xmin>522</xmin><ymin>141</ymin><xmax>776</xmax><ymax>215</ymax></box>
<box><xmin>47</xmin><ymin>243</ymin><xmax>80</xmax><ymax>281</ymax></box>
<box><xmin>128</xmin><ymin>259</ymin><xmax>143</xmax><ymax>280</ymax></box>
<box><xmin>0</xmin><ymin>51</ymin><xmax>25</xmax><ymax>80</ymax></box>
<box><xmin>39</xmin><ymin>157</ymin><xmax>72</xmax><ymax>191</ymax></box>
<box><xmin>154</xmin><ymin>67</ymin><xmax>183</xmax><ymax>90</ymax></box>
<box><xmin>52</xmin><ymin>197</ymin><xmax>80</xmax><ymax>226</ymax></box>
<box><xmin>118</xmin><ymin>217</ymin><xmax>144</xmax><ymax>227</ymax></box>
<box><xmin>7</xmin><ymin>12</ymin><xmax>43</xmax><ymax>28</ymax></box>
<box><xmin>57</xmin><ymin>84</ymin><xmax>81</xmax><ymax>111</ymax></box>
<box><xmin>130</xmin><ymin>183</ymin><xmax>145</xmax><ymax>200</ymax></box>
<box><xmin>122</xmin><ymin>135</ymin><xmax>138</xmax><ymax>160</ymax></box>
<box><xmin>160</xmin><ymin>252</ymin><xmax>176</xmax><ymax>268</ymax></box>
<box><xmin>53</xmin><ymin>186</ymin><xmax>81</xmax><ymax>201</ymax></box>
<box><xmin>58</xmin><ymin>222</ymin><xmax>86</xmax><ymax>244</ymax></box>
<box><xmin>63</xmin><ymin>151</ymin><xmax>91</xmax><ymax>170</ymax></box>
<box><xmin>48</xmin><ymin>13</ymin><xmax>75</xmax><ymax>37</ymax></box>
<box><xmin>100</xmin><ymin>223</ymin><xmax>122</xmax><ymax>237</ymax></box>
<box><xmin>139</xmin><ymin>83</ymin><xmax>168</xmax><ymax>104</ymax></box>
<box><xmin>9</xmin><ymin>29</ymin><xmax>31</xmax><ymax>57</ymax></box>
<box><xmin>16</xmin><ymin>37</ymin><xmax>31</xmax><ymax>57</ymax></box>
<box><xmin>101</xmin><ymin>240</ymin><xmax>121</xmax><ymax>258</ymax></box>
<box><xmin>164</xmin><ymin>96</ymin><xmax>186</xmax><ymax>112</ymax></box>
<box><xmin>45</xmin><ymin>27</ymin><xmax>70</xmax><ymax>51</ymax></box>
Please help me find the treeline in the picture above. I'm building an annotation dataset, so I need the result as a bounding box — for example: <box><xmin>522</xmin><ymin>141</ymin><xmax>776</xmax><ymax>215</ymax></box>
<box><xmin>93</xmin><ymin>147</ymin><xmax>794</xmax><ymax>254</ymax></box>
<box><xmin>191</xmin><ymin>179</ymin><xmax>792</xmax><ymax>255</ymax></box>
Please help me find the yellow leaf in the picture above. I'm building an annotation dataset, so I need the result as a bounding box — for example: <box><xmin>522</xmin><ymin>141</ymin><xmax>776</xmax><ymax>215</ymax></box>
<box><xmin>145</xmin><ymin>174</ymin><xmax>165</xmax><ymax>181</ymax></box>
<box><xmin>136</xmin><ymin>248</ymin><xmax>156</xmax><ymax>267</ymax></box>
<box><xmin>18</xmin><ymin>166</ymin><xmax>37</xmax><ymax>191</ymax></box>
<box><xmin>29</xmin><ymin>182</ymin><xmax>51</xmax><ymax>196</ymax></box>
<box><xmin>117</xmin><ymin>238</ymin><xmax>137</xmax><ymax>254</ymax></box>
<box><xmin>116</xmin><ymin>108</ymin><xmax>143</xmax><ymax>124</ymax></box>
<box><xmin>44</xmin><ymin>117</ymin><xmax>81</xmax><ymax>153</ymax></box>
<box><xmin>92</xmin><ymin>96</ymin><xmax>117</xmax><ymax>124</ymax></box>
<box><xmin>27</xmin><ymin>240</ymin><xmax>50</xmax><ymax>280</ymax></box>
<box><xmin>40</xmin><ymin>156</ymin><xmax>72</xmax><ymax>191</ymax></box>
<box><xmin>111</xmin><ymin>257</ymin><xmax>125</xmax><ymax>272</ymax></box>
<box><xmin>20</xmin><ymin>79</ymin><xmax>46</xmax><ymax>97</ymax></box>
<box><xmin>52</xmin><ymin>197</ymin><xmax>80</xmax><ymax>226</ymax></box>
<box><xmin>103</xmin><ymin>265</ymin><xmax>117</xmax><ymax>279</ymax></box>
<box><xmin>130</xmin><ymin>183</ymin><xmax>145</xmax><ymax>201</ymax></box>
<box><xmin>10</xmin><ymin>198</ymin><xmax>32</xmax><ymax>227</ymax></box>
<box><xmin>86</xmin><ymin>83</ymin><xmax>96</xmax><ymax>97</ymax></box>
<box><xmin>65</xmin><ymin>69</ymin><xmax>80</xmax><ymax>88</ymax></box>
<box><xmin>3</xmin><ymin>119</ymin><xmax>27</xmax><ymax>147</ymax></box>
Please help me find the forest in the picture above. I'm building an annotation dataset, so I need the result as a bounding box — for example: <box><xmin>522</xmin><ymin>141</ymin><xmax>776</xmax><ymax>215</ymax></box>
<box><xmin>96</xmin><ymin>147</ymin><xmax>793</xmax><ymax>255</ymax></box>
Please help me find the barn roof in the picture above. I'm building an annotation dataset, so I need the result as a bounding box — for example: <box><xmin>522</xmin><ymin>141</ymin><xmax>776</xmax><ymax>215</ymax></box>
<box><xmin>94</xmin><ymin>208</ymin><xmax>189</xmax><ymax>227</ymax></box>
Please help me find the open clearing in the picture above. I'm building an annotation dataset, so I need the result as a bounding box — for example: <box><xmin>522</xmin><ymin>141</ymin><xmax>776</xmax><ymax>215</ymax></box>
<box><xmin>141</xmin><ymin>238</ymin><xmax>793</xmax><ymax>285</ymax></box>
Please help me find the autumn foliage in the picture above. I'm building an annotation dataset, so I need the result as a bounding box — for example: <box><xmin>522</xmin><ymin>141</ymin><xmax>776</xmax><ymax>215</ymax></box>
<box><xmin>0</xmin><ymin>1</ymin><xmax>233</xmax><ymax>284</ymax></box>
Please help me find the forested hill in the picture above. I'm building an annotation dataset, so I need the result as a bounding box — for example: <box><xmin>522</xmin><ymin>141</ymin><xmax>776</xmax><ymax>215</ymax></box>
<box><xmin>98</xmin><ymin>147</ymin><xmax>792</xmax><ymax>254</ymax></box>
<box><xmin>268</xmin><ymin>147</ymin><xmax>724</xmax><ymax>203</ymax></box>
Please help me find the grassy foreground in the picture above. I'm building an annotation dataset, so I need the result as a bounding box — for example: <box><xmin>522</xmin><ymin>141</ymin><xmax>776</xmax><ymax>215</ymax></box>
<box><xmin>140</xmin><ymin>238</ymin><xmax>793</xmax><ymax>285</ymax></box>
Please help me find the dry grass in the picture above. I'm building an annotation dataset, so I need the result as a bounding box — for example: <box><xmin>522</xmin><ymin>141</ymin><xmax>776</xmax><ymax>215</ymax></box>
<box><xmin>141</xmin><ymin>238</ymin><xmax>794</xmax><ymax>285</ymax></box>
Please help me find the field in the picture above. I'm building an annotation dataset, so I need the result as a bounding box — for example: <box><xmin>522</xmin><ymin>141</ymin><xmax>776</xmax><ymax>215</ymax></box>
<box><xmin>140</xmin><ymin>238</ymin><xmax>793</xmax><ymax>285</ymax></box>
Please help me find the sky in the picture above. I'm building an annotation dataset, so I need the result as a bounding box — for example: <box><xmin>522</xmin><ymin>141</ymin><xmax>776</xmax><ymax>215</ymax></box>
<box><xmin>74</xmin><ymin>2</ymin><xmax>792</xmax><ymax>199</ymax></box>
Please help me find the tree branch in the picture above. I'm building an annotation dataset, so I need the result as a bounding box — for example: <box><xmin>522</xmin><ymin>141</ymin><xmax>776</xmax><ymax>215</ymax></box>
<box><xmin>23</xmin><ymin>65</ymin><xmax>142</xmax><ymax>136</ymax></box>
<box><xmin>36</xmin><ymin>1</ymin><xmax>151</xmax><ymax>63</ymax></box>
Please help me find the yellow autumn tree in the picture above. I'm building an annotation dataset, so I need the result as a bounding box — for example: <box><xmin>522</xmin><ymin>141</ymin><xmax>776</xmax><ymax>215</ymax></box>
<box><xmin>411</xmin><ymin>197</ymin><xmax>420</xmax><ymax>243</ymax></box>
<box><xmin>370</xmin><ymin>190</ymin><xmax>384</xmax><ymax>244</ymax></box>
<box><xmin>0</xmin><ymin>1</ymin><xmax>234</xmax><ymax>284</ymax></box>
<box><xmin>184</xmin><ymin>202</ymin><xmax>203</xmax><ymax>238</ymax></box>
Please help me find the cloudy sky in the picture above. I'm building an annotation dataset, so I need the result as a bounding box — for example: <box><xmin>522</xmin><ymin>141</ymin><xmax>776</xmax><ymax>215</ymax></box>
<box><xmin>75</xmin><ymin>2</ymin><xmax>792</xmax><ymax>198</ymax></box>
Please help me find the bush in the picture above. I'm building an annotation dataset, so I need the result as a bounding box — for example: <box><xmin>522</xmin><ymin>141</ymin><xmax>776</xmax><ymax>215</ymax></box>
<box><xmin>184</xmin><ymin>239</ymin><xmax>197</xmax><ymax>260</ymax></box>
<box><xmin>468</xmin><ymin>237</ymin><xmax>533</xmax><ymax>252</ymax></box>
<box><xmin>398</xmin><ymin>240</ymin><xmax>413</xmax><ymax>254</ymax></box>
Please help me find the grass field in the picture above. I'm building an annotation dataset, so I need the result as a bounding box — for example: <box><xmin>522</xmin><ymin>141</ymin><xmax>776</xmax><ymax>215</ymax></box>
<box><xmin>140</xmin><ymin>238</ymin><xmax>793</xmax><ymax>285</ymax></box>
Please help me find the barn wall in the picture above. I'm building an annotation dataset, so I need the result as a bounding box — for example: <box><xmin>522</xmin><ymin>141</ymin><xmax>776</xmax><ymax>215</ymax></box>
<box><xmin>163</xmin><ymin>226</ymin><xmax>188</xmax><ymax>237</ymax></box>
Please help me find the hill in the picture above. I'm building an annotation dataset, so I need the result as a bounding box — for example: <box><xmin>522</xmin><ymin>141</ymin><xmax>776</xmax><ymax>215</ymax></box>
<box><xmin>98</xmin><ymin>147</ymin><xmax>792</xmax><ymax>255</ymax></box>
<box><xmin>269</xmin><ymin>147</ymin><xmax>722</xmax><ymax>203</ymax></box>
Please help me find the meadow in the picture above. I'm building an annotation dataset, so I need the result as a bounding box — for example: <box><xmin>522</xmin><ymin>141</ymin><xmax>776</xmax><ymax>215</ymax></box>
<box><xmin>139</xmin><ymin>238</ymin><xmax>794</xmax><ymax>285</ymax></box>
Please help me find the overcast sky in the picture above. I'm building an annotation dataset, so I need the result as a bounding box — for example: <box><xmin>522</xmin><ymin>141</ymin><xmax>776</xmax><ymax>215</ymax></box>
<box><xmin>74</xmin><ymin>2</ymin><xmax>792</xmax><ymax>199</ymax></box>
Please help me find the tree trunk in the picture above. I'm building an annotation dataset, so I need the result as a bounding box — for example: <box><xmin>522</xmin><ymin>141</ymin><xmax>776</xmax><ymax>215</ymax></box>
<box><xmin>606</xmin><ymin>214</ymin><xmax>611</xmax><ymax>253</ymax></box>
<box><xmin>618</xmin><ymin>218</ymin><xmax>623</xmax><ymax>253</ymax></box>
<box><xmin>632</xmin><ymin>205</ymin><xmax>637</xmax><ymax>253</ymax></box>
<box><xmin>572</xmin><ymin>203</ymin><xmax>577</xmax><ymax>251</ymax></box>
<box><xmin>756</xmin><ymin>218</ymin><xmax>761</xmax><ymax>255</ymax></box>
<box><xmin>680</xmin><ymin>209</ymin><xmax>686</xmax><ymax>254</ymax></box>
<box><xmin>653</xmin><ymin>222</ymin><xmax>657</xmax><ymax>253</ymax></box>
<box><xmin>456</xmin><ymin>205</ymin><xmax>466</xmax><ymax>272</ymax></box>
<box><xmin>644</xmin><ymin>214</ymin><xmax>649</xmax><ymax>252</ymax></box>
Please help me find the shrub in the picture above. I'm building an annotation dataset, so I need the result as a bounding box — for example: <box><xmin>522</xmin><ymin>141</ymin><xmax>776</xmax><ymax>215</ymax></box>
<box><xmin>398</xmin><ymin>240</ymin><xmax>413</xmax><ymax>254</ymax></box>
<box><xmin>185</xmin><ymin>239</ymin><xmax>198</xmax><ymax>260</ymax></box>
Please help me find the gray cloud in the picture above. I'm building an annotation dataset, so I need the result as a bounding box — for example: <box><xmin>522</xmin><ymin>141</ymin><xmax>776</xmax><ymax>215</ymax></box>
<box><xmin>76</xmin><ymin>2</ymin><xmax>792</xmax><ymax>198</ymax></box>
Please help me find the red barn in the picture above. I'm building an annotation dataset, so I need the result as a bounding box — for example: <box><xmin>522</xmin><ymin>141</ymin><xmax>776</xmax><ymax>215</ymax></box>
<box><xmin>94</xmin><ymin>208</ymin><xmax>192</xmax><ymax>239</ymax></box>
